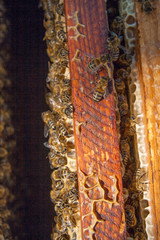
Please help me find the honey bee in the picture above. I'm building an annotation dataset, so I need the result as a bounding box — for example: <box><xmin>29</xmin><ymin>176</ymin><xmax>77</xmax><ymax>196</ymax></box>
<box><xmin>1</xmin><ymin>223</ymin><xmax>12</xmax><ymax>240</ymax></box>
<box><xmin>57</xmin><ymin>29</ymin><xmax>66</xmax><ymax>42</ymax></box>
<box><xmin>46</xmin><ymin>0</ymin><xmax>54</xmax><ymax>19</ymax></box>
<box><xmin>48</xmin><ymin>61</ymin><xmax>68</xmax><ymax>80</ymax></box>
<box><xmin>120</xmin><ymin>139</ymin><xmax>130</xmax><ymax>166</ymax></box>
<box><xmin>42</xmin><ymin>111</ymin><xmax>58</xmax><ymax>137</ymax></box>
<box><xmin>123</xmin><ymin>188</ymin><xmax>129</xmax><ymax>203</ymax></box>
<box><xmin>134</xmin><ymin>225</ymin><xmax>146</xmax><ymax>240</ymax></box>
<box><xmin>117</xmin><ymin>53</ymin><xmax>132</xmax><ymax>68</ymax></box>
<box><xmin>129</xmin><ymin>196</ymin><xmax>139</xmax><ymax>210</ymax></box>
<box><xmin>43</xmin><ymin>18</ymin><xmax>53</xmax><ymax>30</ymax></box>
<box><xmin>111</xmin><ymin>16</ymin><xmax>124</xmax><ymax>36</ymax></box>
<box><xmin>55</xmin><ymin>214</ymin><xmax>67</xmax><ymax>232</ymax></box>
<box><xmin>56</xmin><ymin>233</ymin><xmax>70</xmax><ymax>240</ymax></box>
<box><xmin>55</xmin><ymin>23</ymin><xmax>66</xmax><ymax>42</ymax></box>
<box><xmin>0</xmin><ymin>147</ymin><xmax>8</xmax><ymax>158</ymax></box>
<box><xmin>87</xmin><ymin>54</ymin><xmax>112</xmax><ymax>78</ymax></box>
<box><xmin>114</xmin><ymin>78</ymin><xmax>125</xmax><ymax>94</ymax></box>
<box><xmin>56</xmin><ymin>46</ymin><xmax>68</xmax><ymax>61</ymax></box>
<box><xmin>57</xmin><ymin>121</ymin><xmax>68</xmax><ymax>137</ymax></box>
<box><xmin>56</xmin><ymin>3</ymin><xmax>64</xmax><ymax>17</ymax></box>
<box><xmin>125</xmin><ymin>204</ymin><xmax>137</xmax><ymax>228</ymax></box>
<box><xmin>48</xmin><ymin>152</ymin><xmax>67</xmax><ymax>169</ymax></box>
<box><xmin>67</xmin><ymin>188</ymin><xmax>79</xmax><ymax>204</ymax></box>
<box><xmin>87</xmin><ymin>58</ymin><xmax>101</xmax><ymax>73</ymax></box>
<box><xmin>48</xmin><ymin>97</ymin><xmax>73</xmax><ymax>118</ymax></box>
<box><xmin>43</xmin><ymin>110</ymin><xmax>67</xmax><ymax>138</ymax></box>
<box><xmin>47</xmin><ymin>45</ymin><xmax>55</xmax><ymax>60</ymax></box>
<box><xmin>52</xmin><ymin>167</ymin><xmax>76</xmax><ymax>181</ymax></box>
<box><xmin>43</xmin><ymin>20</ymin><xmax>55</xmax><ymax>40</ymax></box>
<box><xmin>0</xmin><ymin>160</ymin><xmax>12</xmax><ymax>181</ymax></box>
<box><xmin>0</xmin><ymin>208</ymin><xmax>11</xmax><ymax>220</ymax></box>
<box><xmin>107</xmin><ymin>32</ymin><xmax>121</xmax><ymax>61</ymax></box>
<box><xmin>61</xmin><ymin>78</ymin><xmax>71</xmax><ymax>88</ymax></box>
<box><xmin>54</xmin><ymin>195</ymin><xmax>67</xmax><ymax>212</ymax></box>
<box><xmin>63</xmin><ymin>208</ymin><xmax>77</xmax><ymax>229</ymax></box>
<box><xmin>121</xmin><ymin>115</ymin><xmax>136</xmax><ymax>139</ymax></box>
<box><xmin>135</xmin><ymin>168</ymin><xmax>149</xmax><ymax>192</ymax></box>
<box><xmin>123</xmin><ymin>164</ymin><xmax>135</xmax><ymax>186</ymax></box>
<box><xmin>93</xmin><ymin>76</ymin><xmax>110</xmax><ymax>102</ymax></box>
<box><xmin>44</xmin><ymin>137</ymin><xmax>66</xmax><ymax>154</ymax></box>
<box><xmin>118</xmin><ymin>94</ymin><xmax>128</xmax><ymax>117</ymax></box>
<box><xmin>46</xmin><ymin>38</ymin><xmax>56</xmax><ymax>51</ymax></box>
<box><xmin>141</xmin><ymin>0</ymin><xmax>153</xmax><ymax>13</ymax></box>
<box><xmin>61</xmin><ymin>88</ymin><xmax>72</xmax><ymax>104</ymax></box>
<box><xmin>52</xmin><ymin>180</ymin><xmax>64</xmax><ymax>191</ymax></box>
<box><xmin>46</xmin><ymin>84</ymin><xmax>61</xmax><ymax>101</ymax></box>
<box><xmin>116</xmin><ymin>68</ymin><xmax>129</xmax><ymax>81</ymax></box>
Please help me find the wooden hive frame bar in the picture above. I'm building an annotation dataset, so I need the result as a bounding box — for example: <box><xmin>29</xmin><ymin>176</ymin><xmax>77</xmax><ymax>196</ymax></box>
<box><xmin>65</xmin><ymin>0</ymin><xmax>126</xmax><ymax>239</ymax></box>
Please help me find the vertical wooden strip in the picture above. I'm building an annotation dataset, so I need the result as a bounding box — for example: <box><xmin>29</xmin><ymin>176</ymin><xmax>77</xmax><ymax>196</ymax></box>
<box><xmin>134</xmin><ymin>1</ymin><xmax>160</xmax><ymax>238</ymax></box>
<box><xmin>65</xmin><ymin>1</ymin><xmax>126</xmax><ymax>239</ymax></box>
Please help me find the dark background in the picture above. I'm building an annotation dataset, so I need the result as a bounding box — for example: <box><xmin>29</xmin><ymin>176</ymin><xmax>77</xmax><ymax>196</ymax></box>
<box><xmin>6</xmin><ymin>0</ymin><xmax>53</xmax><ymax>239</ymax></box>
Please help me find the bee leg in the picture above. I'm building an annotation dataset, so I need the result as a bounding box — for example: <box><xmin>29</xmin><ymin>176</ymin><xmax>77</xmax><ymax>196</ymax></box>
<box><xmin>103</xmin><ymin>62</ymin><xmax>113</xmax><ymax>79</ymax></box>
<box><xmin>103</xmin><ymin>87</ymin><xmax>109</xmax><ymax>99</ymax></box>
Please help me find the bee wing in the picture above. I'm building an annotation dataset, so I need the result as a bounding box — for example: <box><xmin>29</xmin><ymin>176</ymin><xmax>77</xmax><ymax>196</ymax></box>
<box><xmin>43</xmin><ymin>142</ymin><xmax>53</xmax><ymax>149</ymax></box>
<box><xmin>103</xmin><ymin>87</ymin><xmax>109</xmax><ymax>98</ymax></box>
<box><xmin>44</xmin><ymin>124</ymin><xmax>49</xmax><ymax>138</ymax></box>
<box><xmin>46</xmin><ymin>76</ymin><xmax>51</xmax><ymax>82</ymax></box>
<box><xmin>49</xmin><ymin>97</ymin><xmax>61</xmax><ymax>108</ymax></box>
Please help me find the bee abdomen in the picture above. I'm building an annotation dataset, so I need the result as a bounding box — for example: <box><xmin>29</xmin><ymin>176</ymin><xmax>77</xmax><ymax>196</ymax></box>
<box><xmin>111</xmin><ymin>48</ymin><xmax>119</xmax><ymax>62</ymax></box>
<box><xmin>48</xmin><ymin>120</ymin><xmax>56</xmax><ymax>130</ymax></box>
<box><xmin>58</xmin><ymin>125</ymin><xmax>68</xmax><ymax>137</ymax></box>
<box><xmin>93</xmin><ymin>88</ymin><xmax>103</xmax><ymax>102</ymax></box>
<box><xmin>57</xmin><ymin>30</ymin><xmax>66</xmax><ymax>42</ymax></box>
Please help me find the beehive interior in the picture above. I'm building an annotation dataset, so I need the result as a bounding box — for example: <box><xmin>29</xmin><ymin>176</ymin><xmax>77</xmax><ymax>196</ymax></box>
<box><xmin>0</xmin><ymin>0</ymin><xmax>155</xmax><ymax>239</ymax></box>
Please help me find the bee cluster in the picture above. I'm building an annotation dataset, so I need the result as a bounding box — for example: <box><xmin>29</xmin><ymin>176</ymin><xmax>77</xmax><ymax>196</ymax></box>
<box><xmin>107</xmin><ymin>0</ymin><xmax>148</xmax><ymax>239</ymax></box>
<box><xmin>86</xmin><ymin>31</ymin><xmax>122</xmax><ymax>102</ymax></box>
<box><xmin>41</xmin><ymin>1</ymin><xmax>81</xmax><ymax>239</ymax></box>
<box><xmin>0</xmin><ymin>1</ymin><xmax>18</xmax><ymax>239</ymax></box>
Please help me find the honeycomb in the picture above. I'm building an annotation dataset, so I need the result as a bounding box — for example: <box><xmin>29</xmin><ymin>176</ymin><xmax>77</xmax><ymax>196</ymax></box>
<box><xmin>118</xmin><ymin>0</ymin><xmax>153</xmax><ymax>238</ymax></box>
<box><xmin>119</xmin><ymin>0</ymin><xmax>137</xmax><ymax>54</ymax></box>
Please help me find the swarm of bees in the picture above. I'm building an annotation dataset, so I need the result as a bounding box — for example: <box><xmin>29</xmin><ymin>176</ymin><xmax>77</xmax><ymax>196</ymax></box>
<box><xmin>41</xmin><ymin>0</ymin><xmax>80</xmax><ymax>239</ymax></box>
<box><xmin>86</xmin><ymin>31</ymin><xmax>123</xmax><ymax>102</ymax></box>
<box><xmin>107</xmin><ymin>0</ymin><xmax>148</xmax><ymax>239</ymax></box>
